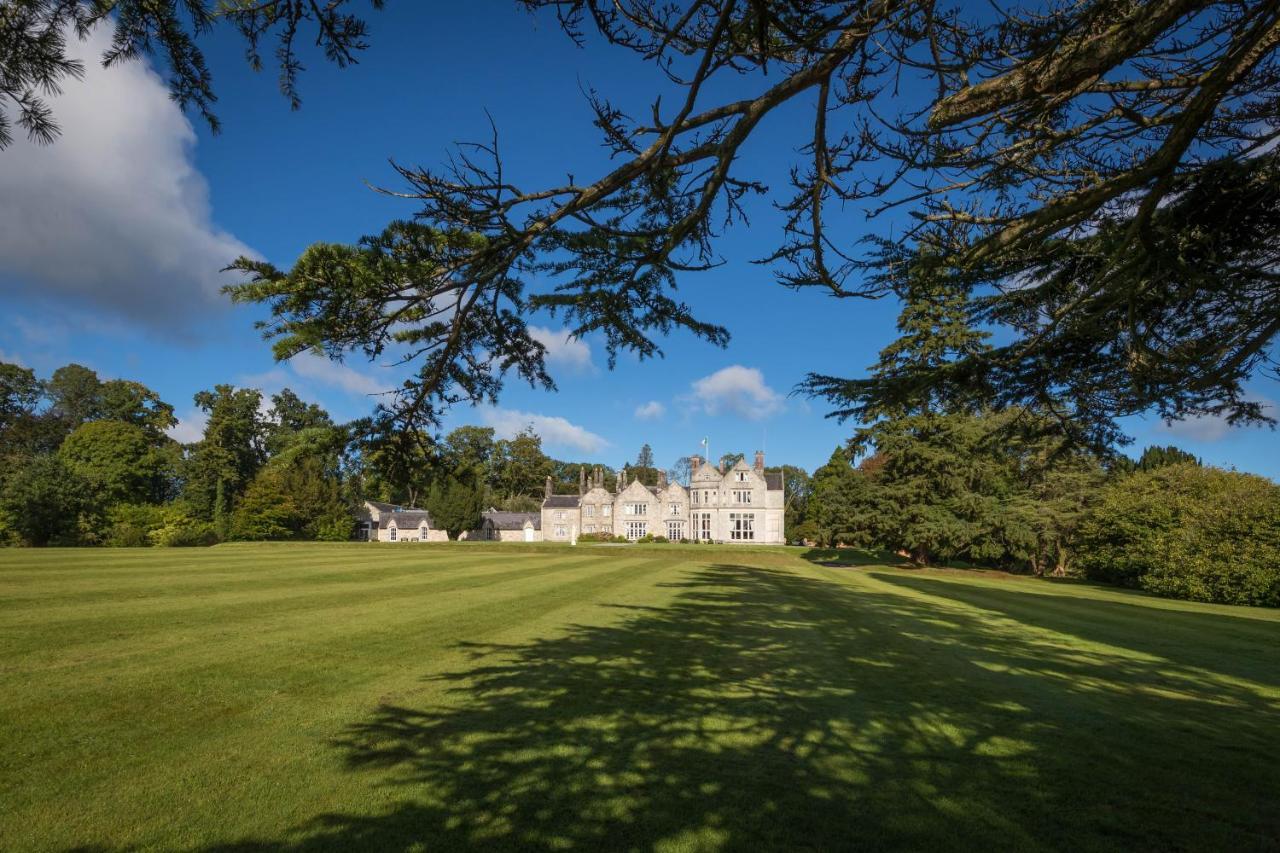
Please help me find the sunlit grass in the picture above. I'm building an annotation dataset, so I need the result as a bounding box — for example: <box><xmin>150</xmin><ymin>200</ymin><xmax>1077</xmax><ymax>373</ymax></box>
<box><xmin>1</xmin><ymin>543</ymin><xmax>1276</xmax><ymax>851</ymax></box>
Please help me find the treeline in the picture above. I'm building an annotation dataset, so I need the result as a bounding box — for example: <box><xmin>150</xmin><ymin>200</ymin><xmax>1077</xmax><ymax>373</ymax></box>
<box><xmin>784</xmin><ymin>254</ymin><xmax>1280</xmax><ymax>608</ymax></box>
<box><xmin>792</xmin><ymin>432</ymin><xmax>1280</xmax><ymax>606</ymax></box>
<box><xmin>0</xmin><ymin>362</ymin><xmax>638</xmax><ymax>546</ymax></box>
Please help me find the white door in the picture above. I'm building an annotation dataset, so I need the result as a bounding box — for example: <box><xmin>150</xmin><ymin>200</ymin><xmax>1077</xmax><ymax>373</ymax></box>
<box><xmin>524</xmin><ymin>526</ymin><xmax>534</xmax><ymax>542</ymax></box>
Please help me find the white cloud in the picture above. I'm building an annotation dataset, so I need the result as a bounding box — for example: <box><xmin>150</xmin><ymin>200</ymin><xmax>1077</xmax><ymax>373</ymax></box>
<box><xmin>479</xmin><ymin>407</ymin><xmax>609</xmax><ymax>454</ymax></box>
<box><xmin>634</xmin><ymin>400</ymin><xmax>666</xmax><ymax>420</ymax></box>
<box><xmin>687</xmin><ymin>365</ymin><xmax>784</xmax><ymax>420</ymax></box>
<box><xmin>289</xmin><ymin>352</ymin><xmax>388</xmax><ymax>397</ymax></box>
<box><xmin>529</xmin><ymin>326</ymin><xmax>595</xmax><ymax>374</ymax></box>
<box><xmin>0</xmin><ymin>349</ymin><xmax>27</xmax><ymax>368</ymax></box>
<box><xmin>1156</xmin><ymin>397</ymin><xmax>1276</xmax><ymax>443</ymax></box>
<box><xmin>0</xmin><ymin>23</ymin><xmax>254</xmax><ymax>334</ymax></box>
<box><xmin>167</xmin><ymin>408</ymin><xmax>208</xmax><ymax>445</ymax></box>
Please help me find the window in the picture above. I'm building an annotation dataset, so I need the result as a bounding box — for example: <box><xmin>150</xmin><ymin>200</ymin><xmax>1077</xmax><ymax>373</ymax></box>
<box><xmin>625</xmin><ymin>503</ymin><xmax>648</xmax><ymax>516</ymax></box>
<box><xmin>420</xmin><ymin>523</ymin><xmax>429</xmax><ymax>540</ymax></box>
<box><xmin>736</xmin><ymin>471</ymin><xmax>748</xmax><ymax>482</ymax></box>
<box><xmin>729</xmin><ymin>513</ymin><xmax>755</xmax><ymax>541</ymax></box>
<box><xmin>692</xmin><ymin>490</ymin><xmax>700</xmax><ymax>504</ymax></box>
<box><xmin>625</xmin><ymin>521</ymin><xmax>647</xmax><ymax>540</ymax></box>
<box><xmin>696</xmin><ymin>513</ymin><xmax>711</xmax><ymax>541</ymax></box>
<box><xmin>602</xmin><ymin>504</ymin><xmax>612</xmax><ymax>517</ymax></box>
<box><xmin>585</xmin><ymin>524</ymin><xmax>596</xmax><ymax>534</ymax></box>
<box><xmin>555</xmin><ymin>511</ymin><xmax>565</xmax><ymax>521</ymax></box>
<box><xmin>554</xmin><ymin>524</ymin><xmax>567</xmax><ymax>539</ymax></box>
<box><xmin>388</xmin><ymin>525</ymin><xmax>397</xmax><ymax>542</ymax></box>
<box><xmin>733</xmin><ymin>490</ymin><xmax>752</xmax><ymax>504</ymax></box>
<box><xmin>584</xmin><ymin>504</ymin><xmax>595</xmax><ymax>517</ymax></box>
<box><xmin>666</xmin><ymin>521</ymin><xmax>683</xmax><ymax>540</ymax></box>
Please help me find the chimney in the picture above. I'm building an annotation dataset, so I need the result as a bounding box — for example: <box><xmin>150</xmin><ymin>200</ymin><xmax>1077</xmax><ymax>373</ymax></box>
<box><xmin>658</xmin><ymin>470</ymin><xmax>668</xmax><ymax>488</ymax></box>
<box><xmin>690</xmin><ymin>455</ymin><xmax>702</xmax><ymax>470</ymax></box>
<box><xmin>544</xmin><ymin>475</ymin><xmax>553</xmax><ymax>500</ymax></box>
<box><xmin>579</xmin><ymin>466</ymin><xmax>586</xmax><ymax>495</ymax></box>
<box><xmin>755</xmin><ymin>450</ymin><xmax>765</xmax><ymax>471</ymax></box>
<box><xmin>717</xmin><ymin>459</ymin><xmax>725</xmax><ymax>474</ymax></box>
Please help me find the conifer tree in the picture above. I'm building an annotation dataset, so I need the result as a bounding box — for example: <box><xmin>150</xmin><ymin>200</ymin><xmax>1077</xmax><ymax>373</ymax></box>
<box><xmin>814</xmin><ymin>253</ymin><xmax>1004</xmax><ymax>565</ymax></box>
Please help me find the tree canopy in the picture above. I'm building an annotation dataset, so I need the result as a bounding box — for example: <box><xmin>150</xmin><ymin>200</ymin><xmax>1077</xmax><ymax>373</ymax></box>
<box><xmin>223</xmin><ymin>0</ymin><xmax>1280</xmax><ymax>447</ymax></box>
<box><xmin>1</xmin><ymin>0</ymin><xmax>386</xmax><ymax>148</ymax></box>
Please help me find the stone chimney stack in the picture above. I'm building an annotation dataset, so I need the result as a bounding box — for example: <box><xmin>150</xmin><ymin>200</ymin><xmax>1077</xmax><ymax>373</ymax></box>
<box><xmin>755</xmin><ymin>450</ymin><xmax>765</xmax><ymax>471</ymax></box>
<box><xmin>618</xmin><ymin>468</ymin><xmax>626</xmax><ymax>492</ymax></box>
<box><xmin>594</xmin><ymin>466</ymin><xmax>603</xmax><ymax>489</ymax></box>
<box><xmin>717</xmin><ymin>459</ymin><xmax>725</xmax><ymax>474</ymax></box>
<box><xmin>579</xmin><ymin>466</ymin><xmax>586</xmax><ymax>495</ymax></box>
<box><xmin>658</xmin><ymin>470</ymin><xmax>668</xmax><ymax>488</ymax></box>
<box><xmin>544</xmin><ymin>475</ymin><xmax>553</xmax><ymax>500</ymax></box>
<box><xmin>690</xmin><ymin>455</ymin><xmax>702</xmax><ymax>470</ymax></box>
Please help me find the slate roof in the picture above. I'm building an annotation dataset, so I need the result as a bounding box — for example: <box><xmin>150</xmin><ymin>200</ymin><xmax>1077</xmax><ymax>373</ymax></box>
<box><xmin>764</xmin><ymin>472</ymin><xmax>784</xmax><ymax>491</ymax></box>
<box><xmin>543</xmin><ymin>494</ymin><xmax>581</xmax><ymax>509</ymax></box>
<box><xmin>484</xmin><ymin>511</ymin><xmax>540</xmax><ymax>530</ymax></box>
<box><xmin>377</xmin><ymin>510</ymin><xmax>432</xmax><ymax>530</ymax></box>
<box><xmin>363</xmin><ymin>501</ymin><xmax>434</xmax><ymax>529</ymax></box>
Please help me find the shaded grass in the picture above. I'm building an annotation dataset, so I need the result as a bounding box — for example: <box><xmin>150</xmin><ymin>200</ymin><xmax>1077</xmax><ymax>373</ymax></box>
<box><xmin>1</xmin><ymin>543</ymin><xmax>1277</xmax><ymax>851</ymax></box>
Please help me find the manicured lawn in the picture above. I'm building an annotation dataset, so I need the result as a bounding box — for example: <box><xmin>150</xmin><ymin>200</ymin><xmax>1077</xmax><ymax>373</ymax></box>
<box><xmin>1</xmin><ymin>543</ymin><xmax>1277</xmax><ymax>851</ymax></box>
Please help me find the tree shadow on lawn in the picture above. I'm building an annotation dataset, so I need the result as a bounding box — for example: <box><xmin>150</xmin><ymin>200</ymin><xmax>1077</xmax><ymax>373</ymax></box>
<box><xmin>872</xmin><ymin>572</ymin><xmax>1280</xmax><ymax>685</ymax></box>
<box><xmin>211</xmin><ymin>564</ymin><xmax>1280</xmax><ymax>852</ymax></box>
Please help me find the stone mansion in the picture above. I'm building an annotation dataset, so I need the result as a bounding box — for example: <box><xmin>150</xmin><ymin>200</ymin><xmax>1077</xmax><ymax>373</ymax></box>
<box><xmin>542</xmin><ymin>452</ymin><xmax>785</xmax><ymax>544</ymax></box>
<box><xmin>358</xmin><ymin>451</ymin><xmax>785</xmax><ymax>544</ymax></box>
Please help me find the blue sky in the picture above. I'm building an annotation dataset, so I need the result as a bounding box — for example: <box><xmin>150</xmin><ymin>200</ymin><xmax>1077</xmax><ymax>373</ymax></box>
<box><xmin>1</xmin><ymin>4</ymin><xmax>1276</xmax><ymax>478</ymax></box>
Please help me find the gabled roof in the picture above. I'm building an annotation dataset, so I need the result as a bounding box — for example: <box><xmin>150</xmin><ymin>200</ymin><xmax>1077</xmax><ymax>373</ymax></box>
<box><xmin>543</xmin><ymin>494</ymin><xmax>581</xmax><ymax>509</ymax></box>
<box><xmin>484</xmin><ymin>511</ymin><xmax>541</xmax><ymax>530</ymax></box>
<box><xmin>377</xmin><ymin>509</ymin><xmax>433</xmax><ymax>530</ymax></box>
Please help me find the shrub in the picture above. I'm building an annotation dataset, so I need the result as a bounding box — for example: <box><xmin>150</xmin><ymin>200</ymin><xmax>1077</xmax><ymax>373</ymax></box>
<box><xmin>313</xmin><ymin>515</ymin><xmax>355</xmax><ymax>542</ymax></box>
<box><xmin>1077</xmin><ymin>463</ymin><xmax>1280</xmax><ymax>606</ymax></box>
<box><xmin>578</xmin><ymin>532</ymin><xmax>616</xmax><ymax>542</ymax></box>
<box><xmin>105</xmin><ymin>504</ymin><xmax>167</xmax><ymax>547</ymax></box>
<box><xmin>150</xmin><ymin>507</ymin><xmax>219</xmax><ymax>547</ymax></box>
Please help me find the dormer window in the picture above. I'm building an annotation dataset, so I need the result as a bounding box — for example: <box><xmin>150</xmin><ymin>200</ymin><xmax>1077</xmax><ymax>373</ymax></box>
<box><xmin>735</xmin><ymin>471</ymin><xmax>748</xmax><ymax>482</ymax></box>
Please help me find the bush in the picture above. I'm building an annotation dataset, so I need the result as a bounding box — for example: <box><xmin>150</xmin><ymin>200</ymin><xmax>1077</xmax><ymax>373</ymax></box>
<box><xmin>105</xmin><ymin>504</ymin><xmax>167</xmax><ymax>547</ymax></box>
<box><xmin>1077</xmin><ymin>463</ymin><xmax>1280</xmax><ymax>606</ymax></box>
<box><xmin>313</xmin><ymin>515</ymin><xmax>355</xmax><ymax>542</ymax></box>
<box><xmin>150</xmin><ymin>507</ymin><xmax>219</xmax><ymax>547</ymax></box>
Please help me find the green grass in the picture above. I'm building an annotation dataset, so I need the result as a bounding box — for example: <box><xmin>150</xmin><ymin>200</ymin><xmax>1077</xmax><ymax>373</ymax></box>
<box><xmin>1</xmin><ymin>543</ymin><xmax>1277</xmax><ymax>852</ymax></box>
